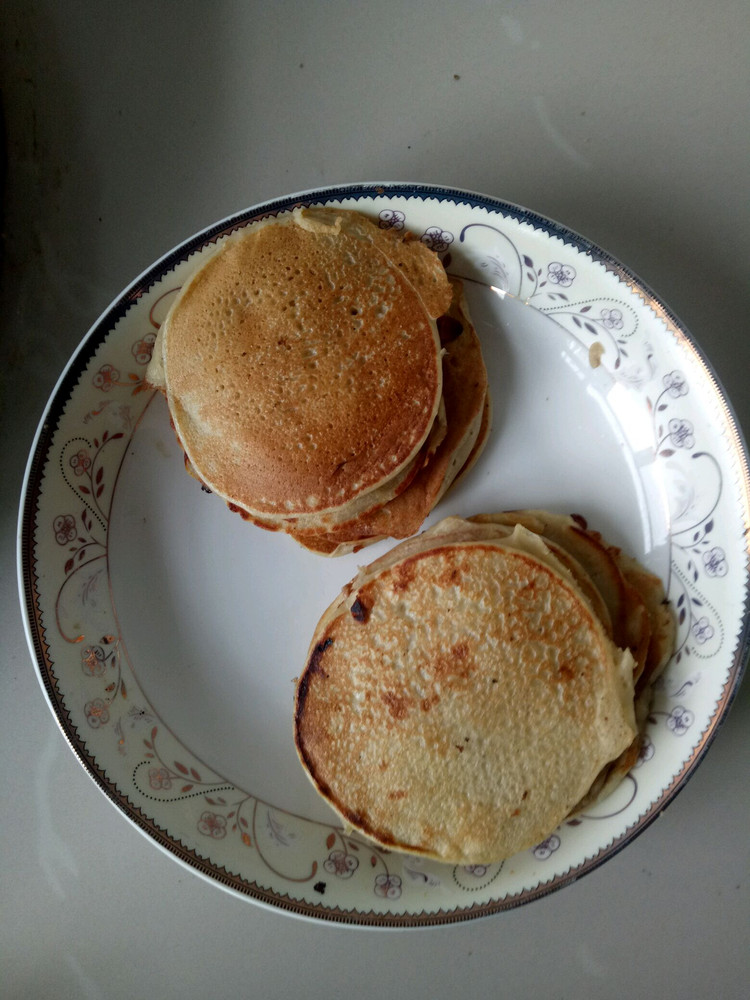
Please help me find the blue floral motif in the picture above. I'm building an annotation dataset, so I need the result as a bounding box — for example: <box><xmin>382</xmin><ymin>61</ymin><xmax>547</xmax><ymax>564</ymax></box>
<box><xmin>600</xmin><ymin>308</ymin><xmax>624</xmax><ymax>330</ymax></box>
<box><xmin>663</xmin><ymin>370</ymin><xmax>689</xmax><ymax>397</ymax></box>
<box><xmin>668</xmin><ymin>418</ymin><xmax>695</xmax><ymax>449</ymax></box>
<box><xmin>703</xmin><ymin>546</ymin><xmax>728</xmax><ymax>577</ymax></box>
<box><xmin>635</xmin><ymin>735</ymin><xmax>655</xmax><ymax>767</ymax></box>
<box><xmin>463</xmin><ymin>864</ymin><xmax>489</xmax><ymax>877</ymax></box>
<box><xmin>547</xmin><ymin>261</ymin><xmax>576</xmax><ymax>286</ymax></box>
<box><xmin>532</xmin><ymin>834</ymin><xmax>561</xmax><ymax>860</ymax></box>
<box><xmin>420</xmin><ymin>226</ymin><xmax>454</xmax><ymax>253</ymax></box>
<box><xmin>691</xmin><ymin>616</ymin><xmax>715</xmax><ymax>644</ymax></box>
<box><xmin>378</xmin><ymin>209</ymin><xmax>405</xmax><ymax>230</ymax></box>
<box><xmin>666</xmin><ymin>706</ymin><xmax>694</xmax><ymax>736</ymax></box>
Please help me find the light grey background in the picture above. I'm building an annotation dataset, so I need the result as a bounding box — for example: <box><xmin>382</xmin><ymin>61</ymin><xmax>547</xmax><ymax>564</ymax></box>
<box><xmin>2</xmin><ymin>2</ymin><xmax>748</xmax><ymax>998</ymax></box>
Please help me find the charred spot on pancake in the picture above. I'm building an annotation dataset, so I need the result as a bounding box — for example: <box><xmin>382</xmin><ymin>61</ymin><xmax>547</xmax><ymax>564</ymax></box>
<box><xmin>296</xmin><ymin>637</ymin><xmax>335</xmax><ymax>715</ymax></box>
<box><xmin>309</xmin><ymin>637</ymin><xmax>334</xmax><ymax>672</ymax></box>
<box><xmin>350</xmin><ymin>594</ymin><xmax>370</xmax><ymax>623</ymax></box>
<box><xmin>437</xmin><ymin>313</ymin><xmax>464</xmax><ymax>345</ymax></box>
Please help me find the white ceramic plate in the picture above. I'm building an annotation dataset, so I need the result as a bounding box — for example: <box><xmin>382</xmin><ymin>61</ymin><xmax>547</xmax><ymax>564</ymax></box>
<box><xmin>18</xmin><ymin>184</ymin><xmax>749</xmax><ymax>926</ymax></box>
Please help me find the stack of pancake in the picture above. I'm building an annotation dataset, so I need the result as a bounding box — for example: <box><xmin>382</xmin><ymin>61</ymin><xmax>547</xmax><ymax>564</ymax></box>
<box><xmin>146</xmin><ymin>208</ymin><xmax>490</xmax><ymax>554</ymax></box>
<box><xmin>294</xmin><ymin>510</ymin><xmax>675</xmax><ymax>865</ymax></box>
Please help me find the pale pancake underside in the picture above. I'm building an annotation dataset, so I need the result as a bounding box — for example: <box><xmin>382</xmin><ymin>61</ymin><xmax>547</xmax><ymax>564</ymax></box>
<box><xmin>293</xmin><ymin>515</ymin><xmax>673</xmax><ymax>865</ymax></box>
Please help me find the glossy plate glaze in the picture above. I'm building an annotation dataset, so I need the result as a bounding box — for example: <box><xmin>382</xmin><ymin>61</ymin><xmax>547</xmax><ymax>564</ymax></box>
<box><xmin>18</xmin><ymin>184</ymin><xmax>750</xmax><ymax>925</ymax></box>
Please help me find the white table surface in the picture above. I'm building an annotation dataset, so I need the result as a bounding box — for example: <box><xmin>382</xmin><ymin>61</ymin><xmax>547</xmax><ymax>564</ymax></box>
<box><xmin>2</xmin><ymin>2</ymin><xmax>748</xmax><ymax>997</ymax></box>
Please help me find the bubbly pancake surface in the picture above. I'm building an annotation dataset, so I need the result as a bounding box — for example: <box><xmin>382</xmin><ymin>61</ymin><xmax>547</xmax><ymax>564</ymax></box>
<box><xmin>294</xmin><ymin>525</ymin><xmax>638</xmax><ymax>864</ymax></box>
<box><xmin>160</xmin><ymin>212</ymin><xmax>444</xmax><ymax>518</ymax></box>
<box><xmin>467</xmin><ymin>510</ymin><xmax>674</xmax><ymax>687</ymax></box>
<box><xmin>298</xmin><ymin>207</ymin><xmax>452</xmax><ymax>320</ymax></box>
<box><xmin>289</xmin><ymin>279</ymin><xmax>489</xmax><ymax>554</ymax></box>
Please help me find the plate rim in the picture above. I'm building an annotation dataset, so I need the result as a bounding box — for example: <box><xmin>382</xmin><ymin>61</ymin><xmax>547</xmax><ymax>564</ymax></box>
<box><xmin>16</xmin><ymin>181</ymin><xmax>750</xmax><ymax>926</ymax></box>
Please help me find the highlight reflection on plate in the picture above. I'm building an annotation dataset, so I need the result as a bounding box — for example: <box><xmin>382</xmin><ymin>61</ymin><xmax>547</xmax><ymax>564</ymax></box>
<box><xmin>19</xmin><ymin>184</ymin><xmax>749</xmax><ymax>925</ymax></box>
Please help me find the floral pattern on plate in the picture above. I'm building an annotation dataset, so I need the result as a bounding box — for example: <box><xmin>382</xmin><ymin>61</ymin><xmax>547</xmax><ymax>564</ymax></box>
<box><xmin>19</xmin><ymin>184</ymin><xmax>749</xmax><ymax>925</ymax></box>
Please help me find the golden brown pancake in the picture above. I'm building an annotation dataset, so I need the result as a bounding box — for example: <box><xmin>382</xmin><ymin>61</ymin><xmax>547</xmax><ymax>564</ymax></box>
<box><xmin>298</xmin><ymin>207</ymin><xmax>452</xmax><ymax>320</ymax></box>
<box><xmin>148</xmin><ymin>208</ymin><xmax>449</xmax><ymax>523</ymax></box>
<box><xmin>288</xmin><ymin>280</ymin><xmax>489</xmax><ymax>555</ymax></box>
<box><xmin>294</xmin><ymin>517</ymin><xmax>645</xmax><ymax>864</ymax></box>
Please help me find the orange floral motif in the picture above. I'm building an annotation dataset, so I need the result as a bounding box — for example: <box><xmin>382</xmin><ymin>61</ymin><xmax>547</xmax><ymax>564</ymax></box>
<box><xmin>53</xmin><ymin>513</ymin><xmax>77</xmax><ymax>544</ymax></box>
<box><xmin>148</xmin><ymin>767</ymin><xmax>173</xmax><ymax>790</ymax></box>
<box><xmin>324</xmin><ymin>849</ymin><xmax>359</xmax><ymax>879</ymax></box>
<box><xmin>81</xmin><ymin>644</ymin><xmax>106</xmax><ymax>677</ymax></box>
<box><xmin>85</xmin><ymin>698</ymin><xmax>110</xmax><ymax>728</ymax></box>
<box><xmin>69</xmin><ymin>449</ymin><xmax>91</xmax><ymax>476</ymax></box>
<box><xmin>93</xmin><ymin>363</ymin><xmax>120</xmax><ymax>391</ymax></box>
<box><xmin>131</xmin><ymin>332</ymin><xmax>157</xmax><ymax>365</ymax></box>
<box><xmin>374</xmin><ymin>873</ymin><xmax>402</xmax><ymax>899</ymax></box>
<box><xmin>198</xmin><ymin>811</ymin><xmax>227</xmax><ymax>839</ymax></box>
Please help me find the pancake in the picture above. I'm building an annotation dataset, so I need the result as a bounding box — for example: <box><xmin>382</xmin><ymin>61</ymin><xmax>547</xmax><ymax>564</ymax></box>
<box><xmin>294</xmin><ymin>517</ymin><xmax>643</xmax><ymax>864</ymax></box>
<box><xmin>236</xmin><ymin>392</ymin><xmax>450</xmax><ymax>536</ymax></box>
<box><xmin>147</xmin><ymin>208</ymin><xmax>449</xmax><ymax>523</ymax></box>
<box><xmin>468</xmin><ymin>510</ymin><xmax>660</xmax><ymax>684</ymax></box>
<box><xmin>449</xmin><ymin>391</ymin><xmax>492</xmax><ymax>489</ymax></box>
<box><xmin>467</xmin><ymin>511</ymin><xmax>675</xmax><ymax>815</ymax></box>
<box><xmin>297</xmin><ymin>206</ymin><xmax>452</xmax><ymax>320</ymax></box>
<box><xmin>288</xmin><ymin>279</ymin><xmax>489</xmax><ymax>555</ymax></box>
